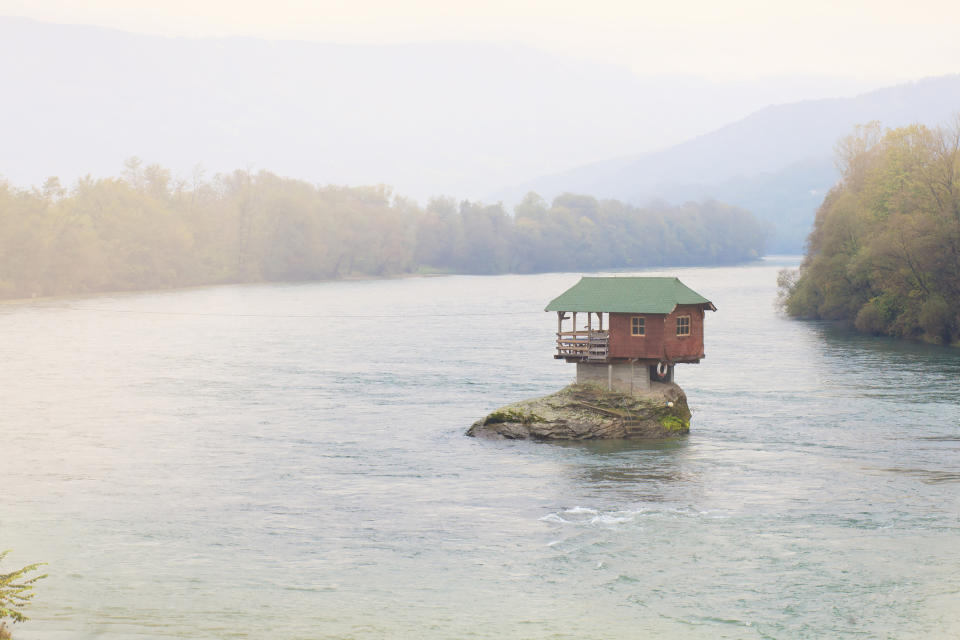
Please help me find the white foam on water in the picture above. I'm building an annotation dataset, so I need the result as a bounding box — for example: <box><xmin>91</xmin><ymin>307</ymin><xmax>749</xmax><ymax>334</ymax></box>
<box><xmin>541</xmin><ymin>507</ymin><xmax>649</xmax><ymax>528</ymax></box>
<box><xmin>589</xmin><ymin>512</ymin><xmax>637</xmax><ymax>525</ymax></box>
<box><xmin>539</xmin><ymin>513</ymin><xmax>569</xmax><ymax>524</ymax></box>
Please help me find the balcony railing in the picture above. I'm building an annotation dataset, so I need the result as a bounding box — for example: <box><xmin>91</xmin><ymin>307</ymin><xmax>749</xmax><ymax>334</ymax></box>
<box><xmin>556</xmin><ymin>330</ymin><xmax>609</xmax><ymax>361</ymax></box>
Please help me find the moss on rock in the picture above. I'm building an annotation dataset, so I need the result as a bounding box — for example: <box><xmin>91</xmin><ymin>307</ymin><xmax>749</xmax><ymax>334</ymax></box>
<box><xmin>484</xmin><ymin>408</ymin><xmax>546</xmax><ymax>425</ymax></box>
<box><xmin>659</xmin><ymin>415</ymin><xmax>689</xmax><ymax>433</ymax></box>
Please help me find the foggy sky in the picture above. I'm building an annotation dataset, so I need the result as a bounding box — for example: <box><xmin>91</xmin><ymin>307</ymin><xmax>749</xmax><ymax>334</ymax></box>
<box><xmin>2</xmin><ymin>0</ymin><xmax>959</xmax><ymax>82</ymax></box>
<box><xmin>1</xmin><ymin>2</ymin><xmax>958</xmax><ymax>204</ymax></box>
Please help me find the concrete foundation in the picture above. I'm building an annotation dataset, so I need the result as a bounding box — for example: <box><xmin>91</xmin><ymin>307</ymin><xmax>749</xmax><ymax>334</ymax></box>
<box><xmin>576</xmin><ymin>361</ymin><xmax>674</xmax><ymax>395</ymax></box>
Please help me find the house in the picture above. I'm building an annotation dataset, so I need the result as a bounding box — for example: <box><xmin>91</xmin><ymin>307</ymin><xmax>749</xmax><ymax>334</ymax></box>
<box><xmin>545</xmin><ymin>276</ymin><xmax>716</xmax><ymax>393</ymax></box>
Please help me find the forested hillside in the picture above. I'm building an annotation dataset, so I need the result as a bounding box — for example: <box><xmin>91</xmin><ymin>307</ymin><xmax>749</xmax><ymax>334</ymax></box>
<box><xmin>499</xmin><ymin>74</ymin><xmax>960</xmax><ymax>252</ymax></box>
<box><xmin>781</xmin><ymin>119</ymin><xmax>960</xmax><ymax>343</ymax></box>
<box><xmin>0</xmin><ymin>161</ymin><xmax>767</xmax><ymax>300</ymax></box>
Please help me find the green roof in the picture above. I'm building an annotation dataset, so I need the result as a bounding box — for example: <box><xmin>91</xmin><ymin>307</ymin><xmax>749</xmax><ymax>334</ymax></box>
<box><xmin>545</xmin><ymin>277</ymin><xmax>715</xmax><ymax>314</ymax></box>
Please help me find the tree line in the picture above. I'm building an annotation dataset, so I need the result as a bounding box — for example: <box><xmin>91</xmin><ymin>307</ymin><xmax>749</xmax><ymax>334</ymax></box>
<box><xmin>0</xmin><ymin>160</ymin><xmax>767</xmax><ymax>300</ymax></box>
<box><xmin>780</xmin><ymin>118</ymin><xmax>960</xmax><ymax>344</ymax></box>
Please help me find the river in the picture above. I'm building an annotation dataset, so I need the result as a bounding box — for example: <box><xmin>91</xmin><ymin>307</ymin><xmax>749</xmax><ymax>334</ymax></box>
<box><xmin>2</xmin><ymin>257</ymin><xmax>959</xmax><ymax>638</ymax></box>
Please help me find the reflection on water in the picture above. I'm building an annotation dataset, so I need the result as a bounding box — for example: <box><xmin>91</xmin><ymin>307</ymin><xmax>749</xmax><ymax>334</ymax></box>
<box><xmin>869</xmin><ymin>467</ymin><xmax>960</xmax><ymax>484</ymax></box>
<box><xmin>576</xmin><ymin>465</ymin><xmax>696</xmax><ymax>486</ymax></box>
<box><xmin>2</xmin><ymin>258</ymin><xmax>960</xmax><ymax>639</ymax></box>
<box><xmin>556</xmin><ymin>440</ymin><xmax>695</xmax><ymax>501</ymax></box>
<box><xmin>556</xmin><ymin>436</ymin><xmax>689</xmax><ymax>455</ymax></box>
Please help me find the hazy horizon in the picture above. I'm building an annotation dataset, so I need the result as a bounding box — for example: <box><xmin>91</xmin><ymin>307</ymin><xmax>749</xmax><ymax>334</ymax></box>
<box><xmin>0</xmin><ymin>14</ymin><xmax>936</xmax><ymax>203</ymax></box>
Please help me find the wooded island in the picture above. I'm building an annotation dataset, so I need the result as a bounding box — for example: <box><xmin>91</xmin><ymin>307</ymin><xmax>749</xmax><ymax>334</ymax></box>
<box><xmin>781</xmin><ymin>119</ymin><xmax>960</xmax><ymax>344</ymax></box>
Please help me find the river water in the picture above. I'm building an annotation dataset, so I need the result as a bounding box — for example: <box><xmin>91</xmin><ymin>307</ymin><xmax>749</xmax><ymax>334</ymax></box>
<box><xmin>2</xmin><ymin>257</ymin><xmax>959</xmax><ymax>639</ymax></box>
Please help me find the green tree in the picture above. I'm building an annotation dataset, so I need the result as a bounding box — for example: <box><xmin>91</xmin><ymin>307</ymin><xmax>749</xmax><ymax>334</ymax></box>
<box><xmin>783</xmin><ymin>115</ymin><xmax>960</xmax><ymax>343</ymax></box>
<box><xmin>0</xmin><ymin>550</ymin><xmax>46</xmax><ymax>632</ymax></box>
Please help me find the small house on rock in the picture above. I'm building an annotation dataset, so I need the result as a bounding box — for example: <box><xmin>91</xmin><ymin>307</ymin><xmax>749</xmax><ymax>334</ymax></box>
<box><xmin>546</xmin><ymin>277</ymin><xmax>716</xmax><ymax>394</ymax></box>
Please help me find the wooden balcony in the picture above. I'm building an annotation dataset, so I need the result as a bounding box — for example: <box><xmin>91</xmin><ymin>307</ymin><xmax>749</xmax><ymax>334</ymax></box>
<box><xmin>556</xmin><ymin>330</ymin><xmax>609</xmax><ymax>361</ymax></box>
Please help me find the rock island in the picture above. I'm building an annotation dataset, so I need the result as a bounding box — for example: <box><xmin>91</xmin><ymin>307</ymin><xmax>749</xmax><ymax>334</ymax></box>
<box><xmin>468</xmin><ymin>277</ymin><xmax>715</xmax><ymax>440</ymax></box>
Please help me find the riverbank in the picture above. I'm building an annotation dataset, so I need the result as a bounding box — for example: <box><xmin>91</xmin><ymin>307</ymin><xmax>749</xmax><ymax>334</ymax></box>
<box><xmin>0</xmin><ymin>259</ymin><xmax>771</xmax><ymax>307</ymax></box>
<box><xmin>0</xmin><ymin>271</ymin><xmax>447</xmax><ymax>306</ymax></box>
<box><xmin>1</xmin><ymin>169</ymin><xmax>767</xmax><ymax>304</ymax></box>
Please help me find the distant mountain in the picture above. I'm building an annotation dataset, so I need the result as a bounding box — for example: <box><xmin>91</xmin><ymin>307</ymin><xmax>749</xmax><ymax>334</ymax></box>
<box><xmin>0</xmin><ymin>16</ymin><xmax>880</xmax><ymax>204</ymax></box>
<box><xmin>495</xmin><ymin>75</ymin><xmax>960</xmax><ymax>252</ymax></box>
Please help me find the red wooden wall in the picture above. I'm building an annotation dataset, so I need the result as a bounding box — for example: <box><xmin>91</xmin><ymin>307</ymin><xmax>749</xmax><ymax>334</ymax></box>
<box><xmin>607</xmin><ymin>304</ymin><xmax>705</xmax><ymax>362</ymax></box>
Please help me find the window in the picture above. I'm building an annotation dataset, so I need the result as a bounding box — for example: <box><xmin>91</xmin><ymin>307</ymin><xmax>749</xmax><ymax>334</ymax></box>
<box><xmin>676</xmin><ymin>315</ymin><xmax>691</xmax><ymax>336</ymax></box>
<box><xmin>631</xmin><ymin>316</ymin><xmax>645</xmax><ymax>336</ymax></box>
